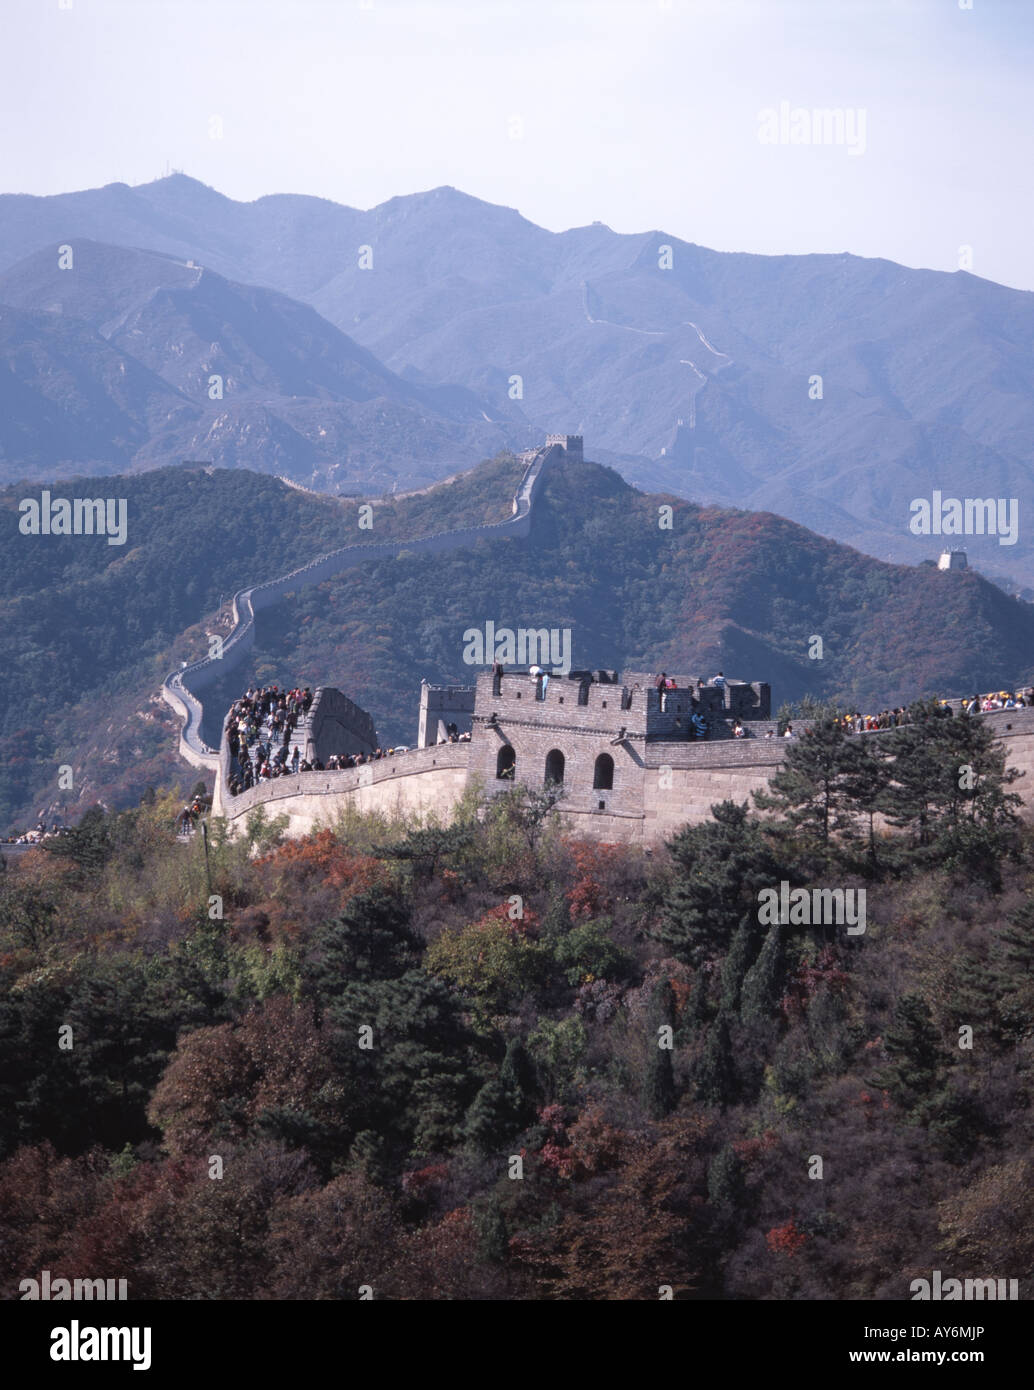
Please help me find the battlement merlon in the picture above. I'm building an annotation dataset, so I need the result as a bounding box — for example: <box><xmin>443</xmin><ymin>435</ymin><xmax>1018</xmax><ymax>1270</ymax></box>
<box><xmin>618</xmin><ymin>673</ymin><xmax>770</xmax><ymax>722</ymax></box>
<box><xmin>470</xmin><ymin>669</ymin><xmax>770</xmax><ymax>734</ymax></box>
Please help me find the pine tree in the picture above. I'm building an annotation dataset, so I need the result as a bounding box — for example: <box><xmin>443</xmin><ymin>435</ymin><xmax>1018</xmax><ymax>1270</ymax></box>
<box><xmin>693</xmin><ymin>1011</ymin><xmax>738</xmax><ymax>1106</ymax></box>
<box><xmin>838</xmin><ymin>735</ymin><xmax>892</xmax><ymax>870</ymax></box>
<box><xmin>659</xmin><ymin>801</ymin><xmax>786</xmax><ymax>966</ymax></box>
<box><xmin>304</xmin><ymin>887</ymin><xmax>421</xmax><ymax>1009</ymax></box>
<box><xmin>376</xmin><ymin>824</ymin><xmax>474</xmax><ymax>879</ymax></box>
<box><xmin>707</xmin><ymin>1143</ymin><xmax>747</xmax><ymax>1215</ymax></box>
<box><xmin>754</xmin><ymin>711</ymin><xmax>856</xmax><ymax>847</ymax></box>
<box><xmin>992</xmin><ymin>898</ymin><xmax>1034</xmax><ymax>1041</ymax></box>
<box><xmin>326</xmin><ymin>970</ymin><xmax>479</xmax><ymax>1154</ymax></box>
<box><xmin>41</xmin><ymin>804</ymin><xmax>115</xmax><ymax>873</ymax></box>
<box><xmin>464</xmin><ymin>1037</ymin><xmax>536</xmax><ymax>1151</ymax></box>
<box><xmin>995</xmin><ymin>897</ymin><xmax>1034</xmax><ymax>977</ymax></box>
<box><xmin>880</xmin><ymin>702</ymin><xmax>1022</xmax><ymax>859</ymax></box>
<box><xmin>875</xmin><ymin>993</ymin><xmax>941</xmax><ymax>1114</ymax></box>
<box><xmin>684</xmin><ymin>968</ymin><xmax>713</xmax><ymax>1033</ymax></box>
<box><xmin>740</xmin><ymin>923</ymin><xmax>786</xmax><ymax>1026</ymax></box>
<box><xmin>641</xmin><ymin>979</ymin><xmax>677</xmax><ymax>1119</ymax></box>
<box><xmin>473</xmin><ymin>1197</ymin><xmax>509</xmax><ymax>1263</ymax></box>
<box><xmin>719</xmin><ymin>918</ymin><xmax>757</xmax><ymax>1018</ymax></box>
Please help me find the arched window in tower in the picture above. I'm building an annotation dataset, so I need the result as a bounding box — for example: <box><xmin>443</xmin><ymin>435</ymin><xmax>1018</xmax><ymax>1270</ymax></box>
<box><xmin>544</xmin><ymin>749</ymin><xmax>565</xmax><ymax>787</ymax></box>
<box><xmin>593</xmin><ymin>753</ymin><xmax>614</xmax><ymax>790</ymax></box>
<box><xmin>496</xmin><ymin>745</ymin><xmax>516</xmax><ymax>780</ymax></box>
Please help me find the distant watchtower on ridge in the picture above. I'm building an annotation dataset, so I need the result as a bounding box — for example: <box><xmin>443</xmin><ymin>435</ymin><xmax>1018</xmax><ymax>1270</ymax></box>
<box><xmin>545</xmin><ymin>434</ymin><xmax>584</xmax><ymax>461</ymax></box>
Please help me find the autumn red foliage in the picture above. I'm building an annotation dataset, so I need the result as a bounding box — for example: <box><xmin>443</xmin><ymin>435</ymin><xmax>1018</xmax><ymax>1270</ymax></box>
<box><xmin>766</xmin><ymin>1220</ymin><xmax>808</xmax><ymax>1257</ymax></box>
<box><xmin>565</xmin><ymin>841</ymin><xmax>628</xmax><ymax>919</ymax></box>
<box><xmin>252</xmin><ymin>831</ymin><xmax>389</xmax><ymax>938</ymax></box>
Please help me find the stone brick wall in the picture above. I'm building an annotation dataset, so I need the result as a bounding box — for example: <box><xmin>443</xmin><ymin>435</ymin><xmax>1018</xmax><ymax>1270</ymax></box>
<box><xmin>217</xmin><ymin>742</ymin><xmax>470</xmax><ymax>835</ymax></box>
<box><xmin>307</xmin><ymin>687</ymin><xmax>379</xmax><ymax>762</ymax></box>
<box><xmin>214</xmin><ymin>687</ymin><xmax>1034</xmax><ymax>845</ymax></box>
<box><xmin>465</xmin><ymin>669</ymin><xmax>776</xmax><ymax>813</ymax></box>
<box><xmin>467</xmin><ymin>669</ymin><xmax>644</xmax><ymax>818</ymax></box>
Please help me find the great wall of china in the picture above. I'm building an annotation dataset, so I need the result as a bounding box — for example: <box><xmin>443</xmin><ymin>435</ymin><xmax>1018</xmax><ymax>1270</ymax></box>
<box><xmin>161</xmin><ymin>438</ymin><xmax>566</xmax><ymax>769</ymax></box>
<box><xmin>163</xmin><ymin>438</ymin><xmax>1034</xmax><ymax>847</ymax></box>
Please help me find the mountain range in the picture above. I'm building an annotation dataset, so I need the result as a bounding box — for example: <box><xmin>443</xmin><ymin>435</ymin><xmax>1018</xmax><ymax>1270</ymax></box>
<box><xmin>1</xmin><ymin>174</ymin><xmax>1032</xmax><ymax>582</ymax></box>
<box><xmin>0</xmin><ymin>239</ymin><xmax>525</xmax><ymax>494</ymax></box>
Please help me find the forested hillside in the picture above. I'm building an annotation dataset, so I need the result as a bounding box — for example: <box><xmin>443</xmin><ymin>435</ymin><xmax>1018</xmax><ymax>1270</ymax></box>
<box><xmin>1</xmin><ymin>711</ymin><xmax>1030</xmax><ymax>1299</ymax></box>
<box><xmin>0</xmin><ymin>454</ymin><xmax>524</xmax><ymax>830</ymax></box>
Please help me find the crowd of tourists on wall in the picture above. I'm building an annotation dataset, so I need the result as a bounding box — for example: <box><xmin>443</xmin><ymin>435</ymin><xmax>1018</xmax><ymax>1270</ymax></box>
<box><xmin>226</xmin><ymin>683</ymin><xmax>311</xmax><ymax>796</ymax></box>
<box><xmin>834</xmin><ymin>689</ymin><xmax>1034</xmax><ymax>734</ymax></box>
<box><xmin>651</xmin><ymin>671</ymin><xmax>1034</xmax><ymax>742</ymax></box>
<box><xmin>223</xmin><ymin>673</ymin><xmax>1034</xmax><ymax>798</ymax></box>
<box><xmin>224</xmin><ymin>682</ymin><xmax>421</xmax><ymax>798</ymax></box>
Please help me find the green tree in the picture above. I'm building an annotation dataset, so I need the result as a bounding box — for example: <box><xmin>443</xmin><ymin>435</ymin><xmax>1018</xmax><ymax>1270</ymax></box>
<box><xmin>659</xmin><ymin>801</ymin><xmax>786</xmax><ymax>966</ymax></box>
<box><xmin>707</xmin><ymin>1143</ymin><xmax>748</xmax><ymax>1216</ymax></box>
<box><xmin>641</xmin><ymin>978</ymin><xmax>677</xmax><ymax>1119</ymax></box>
<box><xmin>304</xmin><ymin>888</ymin><xmax>421</xmax><ymax>1008</ymax></box>
<box><xmin>324</xmin><ymin>970</ymin><xmax>480</xmax><ymax>1158</ymax></box>
<box><xmin>41</xmin><ymin>804</ymin><xmax>115</xmax><ymax>874</ymax></box>
<box><xmin>754</xmin><ymin>711</ymin><xmax>857</xmax><ymax>848</ymax></box>
<box><xmin>425</xmin><ymin>910</ymin><xmax>549</xmax><ymax>1015</ymax></box>
<box><xmin>693</xmin><ymin>1011</ymin><xmax>738</xmax><ymax>1107</ymax></box>
<box><xmin>719</xmin><ymin>918</ymin><xmax>756</xmax><ymax>1018</ymax></box>
<box><xmin>992</xmin><ymin>898</ymin><xmax>1034</xmax><ymax>1042</ymax></box>
<box><xmin>879</xmin><ymin>702</ymin><xmax>1022</xmax><ymax>866</ymax></box>
<box><xmin>838</xmin><ymin>734</ymin><xmax>892</xmax><ymax>870</ymax></box>
<box><xmin>875</xmin><ymin>993</ymin><xmax>942</xmax><ymax>1118</ymax></box>
<box><xmin>376</xmin><ymin>823</ymin><xmax>474</xmax><ymax>880</ymax></box>
<box><xmin>464</xmin><ymin>1038</ymin><xmax>537</xmax><ymax>1151</ymax></box>
<box><xmin>3</xmin><ymin>958</ymin><xmax>179</xmax><ymax>1157</ymax></box>
<box><xmin>551</xmin><ymin>917</ymin><xmax>630</xmax><ymax>986</ymax></box>
<box><xmin>740</xmin><ymin>923</ymin><xmax>787</xmax><ymax>1026</ymax></box>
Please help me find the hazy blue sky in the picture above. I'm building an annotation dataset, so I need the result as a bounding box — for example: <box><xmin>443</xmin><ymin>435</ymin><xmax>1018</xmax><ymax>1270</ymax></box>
<box><xmin>3</xmin><ymin>0</ymin><xmax>1032</xmax><ymax>290</ymax></box>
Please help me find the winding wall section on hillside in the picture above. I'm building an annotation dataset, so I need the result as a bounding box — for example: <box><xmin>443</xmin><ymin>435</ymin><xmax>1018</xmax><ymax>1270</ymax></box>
<box><xmin>161</xmin><ymin>444</ymin><xmax>560</xmax><ymax>769</ymax></box>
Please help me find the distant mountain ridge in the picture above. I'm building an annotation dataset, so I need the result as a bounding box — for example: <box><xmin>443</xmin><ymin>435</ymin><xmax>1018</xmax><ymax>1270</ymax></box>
<box><xmin>1</xmin><ymin>175</ymin><xmax>1033</xmax><ymax>580</ymax></box>
<box><xmin>0</xmin><ymin>238</ymin><xmax>529</xmax><ymax>491</ymax></box>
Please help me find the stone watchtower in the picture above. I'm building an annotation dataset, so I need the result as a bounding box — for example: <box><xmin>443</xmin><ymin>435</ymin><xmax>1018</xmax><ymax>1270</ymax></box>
<box><xmin>545</xmin><ymin>434</ymin><xmax>584</xmax><ymax>461</ymax></box>
<box><xmin>466</xmin><ymin>668</ymin><xmax>773</xmax><ymax>842</ymax></box>
<box><xmin>417</xmin><ymin>679</ymin><xmax>476</xmax><ymax>748</ymax></box>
